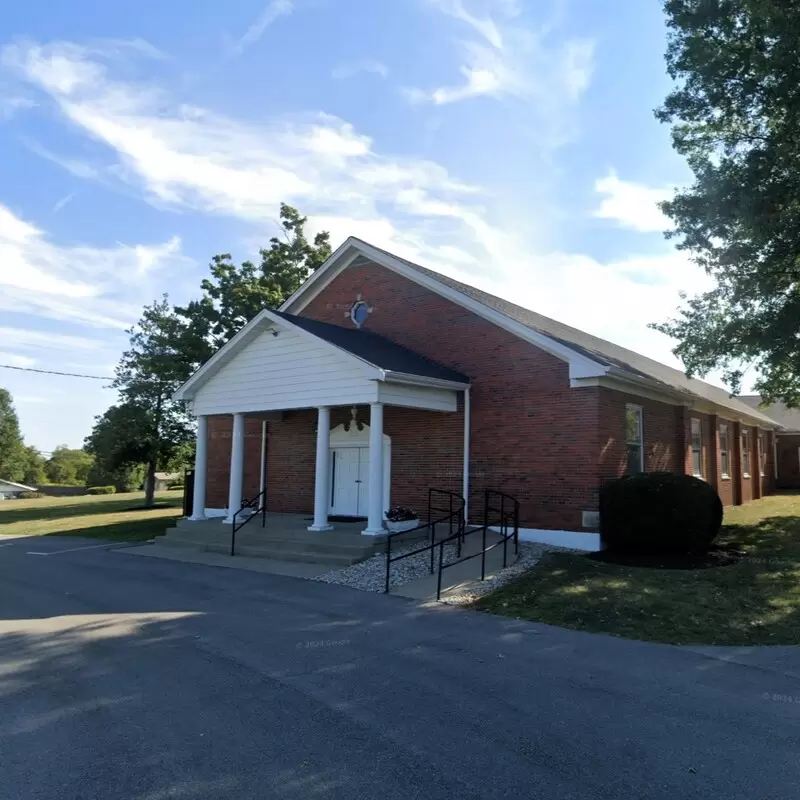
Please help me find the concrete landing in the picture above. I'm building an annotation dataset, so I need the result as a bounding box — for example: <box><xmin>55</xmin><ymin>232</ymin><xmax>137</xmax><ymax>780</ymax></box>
<box><xmin>162</xmin><ymin>513</ymin><xmax>386</xmax><ymax>566</ymax></box>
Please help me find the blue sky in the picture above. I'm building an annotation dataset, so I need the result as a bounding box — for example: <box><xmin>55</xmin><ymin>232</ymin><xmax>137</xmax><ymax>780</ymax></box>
<box><xmin>0</xmin><ymin>0</ymin><xmax>711</xmax><ymax>451</ymax></box>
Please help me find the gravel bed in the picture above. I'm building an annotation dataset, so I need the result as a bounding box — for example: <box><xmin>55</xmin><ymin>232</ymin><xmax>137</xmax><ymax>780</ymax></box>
<box><xmin>314</xmin><ymin>540</ymin><xmax>462</xmax><ymax>593</ymax></box>
<box><xmin>315</xmin><ymin>539</ymin><xmax>583</xmax><ymax>597</ymax></box>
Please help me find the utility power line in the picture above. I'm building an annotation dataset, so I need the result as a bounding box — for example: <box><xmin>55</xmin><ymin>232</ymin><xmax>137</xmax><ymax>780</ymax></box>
<box><xmin>0</xmin><ymin>364</ymin><xmax>114</xmax><ymax>381</ymax></box>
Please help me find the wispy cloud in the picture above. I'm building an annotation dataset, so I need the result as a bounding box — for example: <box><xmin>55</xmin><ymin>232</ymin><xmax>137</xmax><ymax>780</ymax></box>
<box><xmin>232</xmin><ymin>0</ymin><xmax>294</xmax><ymax>55</ymax></box>
<box><xmin>409</xmin><ymin>0</ymin><xmax>593</xmax><ymax>126</ymax></box>
<box><xmin>332</xmin><ymin>60</ymin><xmax>389</xmax><ymax>80</ymax></box>
<box><xmin>51</xmin><ymin>191</ymin><xmax>76</xmax><ymax>214</ymax></box>
<box><xmin>0</xmin><ymin>200</ymin><xmax>188</xmax><ymax>330</ymax></box>
<box><xmin>594</xmin><ymin>171</ymin><xmax>673</xmax><ymax>233</ymax></box>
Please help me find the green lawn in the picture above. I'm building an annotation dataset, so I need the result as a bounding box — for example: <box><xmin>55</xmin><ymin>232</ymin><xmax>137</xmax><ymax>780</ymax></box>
<box><xmin>473</xmin><ymin>493</ymin><xmax>800</xmax><ymax>646</ymax></box>
<box><xmin>0</xmin><ymin>490</ymin><xmax>183</xmax><ymax>541</ymax></box>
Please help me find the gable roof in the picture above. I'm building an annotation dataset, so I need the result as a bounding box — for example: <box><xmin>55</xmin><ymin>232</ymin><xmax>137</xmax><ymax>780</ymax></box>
<box><xmin>271</xmin><ymin>311</ymin><xmax>469</xmax><ymax>384</ymax></box>
<box><xmin>174</xmin><ymin>306</ymin><xmax>469</xmax><ymax>401</ymax></box>
<box><xmin>281</xmin><ymin>237</ymin><xmax>778</xmax><ymax>428</ymax></box>
<box><xmin>738</xmin><ymin>396</ymin><xmax>800</xmax><ymax>433</ymax></box>
<box><xmin>0</xmin><ymin>479</ymin><xmax>36</xmax><ymax>492</ymax></box>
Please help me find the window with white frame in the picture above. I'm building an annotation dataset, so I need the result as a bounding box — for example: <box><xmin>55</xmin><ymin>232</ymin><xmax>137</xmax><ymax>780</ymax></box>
<box><xmin>625</xmin><ymin>404</ymin><xmax>644</xmax><ymax>474</ymax></box>
<box><xmin>719</xmin><ymin>423</ymin><xmax>730</xmax><ymax>478</ymax></box>
<box><xmin>691</xmin><ymin>418</ymin><xmax>703</xmax><ymax>477</ymax></box>
<box><xmin>758</xmin><ymin>432</ymin><xmax>767</xmax><ymax>476</ymax></box>
<box><xmin>741</xmin><ymin>430</ymin><xmax>751</xmax><ymax>477</ymax></box>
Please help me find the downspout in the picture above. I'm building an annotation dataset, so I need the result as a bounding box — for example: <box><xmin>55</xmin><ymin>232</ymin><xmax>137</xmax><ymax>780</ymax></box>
<box><xmin>774</xmin><ymin>432</ymin><xmax>779</xmax><ymax>481</ymax></box>
<box><xmin>259</xmin><ymin>420</ymin><xmax>267</xmax><ymax>510</ymax></box>
<box><xmin>463</xmin><ymin>387</ymin><xmax>471</xmax><ymax>525</ymax></box>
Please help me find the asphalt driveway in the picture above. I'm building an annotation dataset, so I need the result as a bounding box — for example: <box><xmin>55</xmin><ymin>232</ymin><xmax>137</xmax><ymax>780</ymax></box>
<box><xmin>1</xmin><ymin>535</ymin><xmax>800</xmax><ymax>799</ymax></box>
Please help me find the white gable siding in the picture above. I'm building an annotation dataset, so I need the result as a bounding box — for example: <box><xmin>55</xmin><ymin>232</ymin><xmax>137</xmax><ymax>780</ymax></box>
<box><xmin>191</xmin><ymin>327</ymin><xmax>378</xmax><ymax>416</ymax></box>
<box><xmin>377</xmin><ymin>382</ymin><xmax>458</xmax><ymax>412</ymax></box>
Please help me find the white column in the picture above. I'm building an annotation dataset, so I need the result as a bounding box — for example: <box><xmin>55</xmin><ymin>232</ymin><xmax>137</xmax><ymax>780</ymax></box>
<box><xmin>189</xmin><ymin>415</ymin><xmax>208</xmax><ymax>520</ymax></box>
<box><xmin>363</xmin><ymin>402</ymin><xmax>385</xmax><ymax>535</ymax></box>
<box><xmin>224</xmin><ymin>413</ymin><xmax>245</xmax><ymax>524</ymax></box>
<box><xmin>308</xmin><ymin>406</ymin><xmax>333</xmax><ymax>531</ymax></box>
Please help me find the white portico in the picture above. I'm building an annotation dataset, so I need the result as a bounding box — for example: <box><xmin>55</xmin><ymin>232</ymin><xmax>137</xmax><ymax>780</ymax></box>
<box><xmin>174</xmin><ymin>308</ymin><xmax>471</xmax><ymax>536</ymax></box>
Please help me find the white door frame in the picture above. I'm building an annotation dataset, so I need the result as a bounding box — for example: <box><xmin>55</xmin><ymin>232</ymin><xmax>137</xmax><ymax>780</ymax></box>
<box><xmin>329</xmin><ymin>422</ymin><xmax>390</xmax><ymax>517</ymax></box>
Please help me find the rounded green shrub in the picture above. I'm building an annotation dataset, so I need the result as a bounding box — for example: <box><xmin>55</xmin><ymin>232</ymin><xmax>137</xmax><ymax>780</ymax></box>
<box><xmin>86</xmin><ymin>485</ymin><xmax>116</xmax><ymax>495</ymax></box>
<box><xmin>600</xmin><ymin>472</ymin><xmax>723</xmax><ymax>554</ymax></box>
<box><xmin>17</xmin><ymin>491</ymin><xmax>43</xmax><ymax>499</ymax></box>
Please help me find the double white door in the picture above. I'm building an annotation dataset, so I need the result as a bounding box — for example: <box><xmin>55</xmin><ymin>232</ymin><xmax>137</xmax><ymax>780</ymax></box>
<box><xmin>330</xmin><ymin>447</ymin><xmax>370</xmax><ymax>517</ymax></box>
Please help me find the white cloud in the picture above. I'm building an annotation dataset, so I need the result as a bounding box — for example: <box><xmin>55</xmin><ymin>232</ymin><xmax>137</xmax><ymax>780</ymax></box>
<box><xmin>410</xmin><ymin>0</ymin><xmax>593</xmax><ymax>117</ymax></box>
<box><xmin>595</xmin><ymin>171</ymin><xmax>674</xmax><ymax>233</ymax></box>
<box><xmin>3</xmin><ymin>41</ymin><xmax>483</xmax><ymax>232</ymax></box>
<box><xmin>0</xmin><ymin>201</ymin><xmax>189</xmax><ymax>329</ymax></box>
<box><xmin>331</xmin><ymin>60</ymin><xmax>389</xmax><ymax>80</ymax></box>
<box><xmin>0</xmin><ymin>352</ymin><xmax>36</xmax><ymax>368</ymax></box>
<box><xmin>233</xmin><ymin>0</ymin><xmax>294</xmax><ymax>55</ymax></box>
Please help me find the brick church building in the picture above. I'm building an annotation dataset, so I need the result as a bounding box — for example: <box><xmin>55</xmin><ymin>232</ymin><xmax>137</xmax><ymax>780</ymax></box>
<box><xmin>175</xmin><ymin>237</ymin><xmax>780</xmax><ymax>551</ymax></box>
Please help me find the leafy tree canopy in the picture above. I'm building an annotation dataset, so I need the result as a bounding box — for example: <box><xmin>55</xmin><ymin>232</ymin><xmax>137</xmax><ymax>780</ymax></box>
<box><xmin>44</xmin><ymin>446</ymin><xmax>93</xmax><ymax>486</ymax></box>
<box><xmin>653</xmin><ymin>0</ymin><xmax>800</xmax><ymax>404</ymax></box>
<box><xmin>0</xmin><ymin>388</ymin><xmax>26</xmax><ymax>482</ymax></box>
<box><xmin>104</xmin><ymin>297</ymin><xmax>195</xmax><ymax>506</ymax></box>
<box><xmin>175</xmin><ymin>203</ymin><xmax>331</xmax><ymax>367</ymax></box>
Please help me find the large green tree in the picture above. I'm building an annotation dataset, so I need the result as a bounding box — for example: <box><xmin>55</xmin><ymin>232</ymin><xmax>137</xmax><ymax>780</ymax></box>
<box><xmin>106</xmin><ymin>298</ymin><xmax>195</xmax><ymax>507</ymax></box>
<box><xmin>653</xmin><ymin>0</ymin><xmax>800</xmax><ymax>404</ymax></box>
<box><xmin>44</xmin><ymin>446</ymin><xmax>94</xmax><ymax>486</ymax></box>
<box><xmin>175</xmin><ymin>203</ymin><xmax>331</xmax><ymax>367</ymax></box>
<box><xmin>0</xmin><ymin>388</ymin><xmax>25</xmax><ymax>482</ymax></box>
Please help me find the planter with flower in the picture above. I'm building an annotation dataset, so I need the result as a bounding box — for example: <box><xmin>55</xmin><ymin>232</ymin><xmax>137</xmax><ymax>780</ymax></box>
<box><xmin>385</xmin><ymin>506</ymin><xmax>419</xmax><ymax>533</ymax></box>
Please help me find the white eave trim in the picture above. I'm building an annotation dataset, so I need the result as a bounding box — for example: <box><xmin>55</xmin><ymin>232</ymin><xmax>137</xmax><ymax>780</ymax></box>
<box><xmin>382</xmin><ymin>370</ymin><xmax>470</xmax><ymax>390</ymax></box>
<box><xmin>280</xmin><ymin>237</ymin><xmax>609</xmax><ymax>383</ymax></box>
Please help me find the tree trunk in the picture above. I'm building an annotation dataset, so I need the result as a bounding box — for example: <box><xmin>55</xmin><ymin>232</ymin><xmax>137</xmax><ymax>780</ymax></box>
<box><xmin>144</xmin><ymin>461</ymin><xmax>156</xmax><ymax>508</ymax></box>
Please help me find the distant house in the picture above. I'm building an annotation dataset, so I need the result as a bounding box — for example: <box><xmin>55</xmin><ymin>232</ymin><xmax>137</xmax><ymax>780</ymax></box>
<box><xmin>142</xmin><ymin>472</ymin><xmax>182</xmax><ymax>492</ymax></box>
<box><xmin>0</xmin><ymin>480</ymin><xmax>36</xmax><ymax>500</ymax></box>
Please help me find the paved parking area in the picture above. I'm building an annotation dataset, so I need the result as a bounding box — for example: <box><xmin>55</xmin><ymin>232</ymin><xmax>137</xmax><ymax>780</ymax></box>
<box><xmin>2</xmin><ymin>535</ymin><xmax>800</xmax><ymax>799</ymax></box>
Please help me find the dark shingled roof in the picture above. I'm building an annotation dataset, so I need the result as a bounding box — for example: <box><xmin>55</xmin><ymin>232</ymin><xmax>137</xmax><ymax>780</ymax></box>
<box><xmin>348</xmin><ymin>240</ymin><xmax>778</xmax><ymax>427</ymax></box>
<box><xmin>739</xmin><ymin>396</ymin><xmax>800</xmax><ymax>432</ymax></box>
<box><xmin>271</xmin><ymin>310</ymin><xmax>470</xmax><ymax>385</ymax></box>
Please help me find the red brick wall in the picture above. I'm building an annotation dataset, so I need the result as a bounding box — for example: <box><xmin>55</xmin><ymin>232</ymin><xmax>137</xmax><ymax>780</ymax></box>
<box><xmin>597</xmin><ymin>389</ymin><xmax>681</xmax><ymax>483</ymax></box>
<box><xmin>776</xmin><ymin>433</ymin><xmax>800</xmax><ymax>489</ymax></box>
<box><xmin>206</xmin><ymin>415</ymin><xmax>269</xmax><ymax>510</ymax></box>
<box><xmin>298</xmin><ymin>260</ymin><xmax>601</xmax><ymax>530</ymax></box>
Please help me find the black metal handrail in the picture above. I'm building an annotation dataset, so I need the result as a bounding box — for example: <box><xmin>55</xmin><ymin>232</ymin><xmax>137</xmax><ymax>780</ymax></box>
<box><xmin>231</xmin><ymin>488</ymin><xmax>267</xmax><ymax>556</ymax></box>
<box><xmin>384</xmin><ymin>488</ymin><xmax>465</xmax><ymax>593</ymax></box>
<box><xmin>435</xmin><ymin>489</ymin><xmax>519</xmax><ymax>600</ymax></box>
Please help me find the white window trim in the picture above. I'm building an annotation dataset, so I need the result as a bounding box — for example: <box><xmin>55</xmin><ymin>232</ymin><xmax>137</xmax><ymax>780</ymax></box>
<box><xmin>741</xmin><ymin>430</ymin><xmax>751</xmax><ymax>478</ymax></box>
<box><xmin>691</xmin><ymin>418</ymin><xmax>703</xmax><ymax>478</ymax></box>
<box><xmin>626</xmin><ymin>404</ymin><xmax>644</xmax><ymax>473</ymax></box>
<box><xmin>758</xmin><ymin>432</ymin><xmax>767</xmax><ymax>477</ymax></box>
<box><xmin>719</xmin><ymin>423</ymin><xmax>730</xmax><ymax>480</ymax></box>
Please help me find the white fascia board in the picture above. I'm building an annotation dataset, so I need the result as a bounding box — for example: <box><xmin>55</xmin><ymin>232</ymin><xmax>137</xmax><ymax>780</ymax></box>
<box><xmin>281</xmin><ymin>238</ymin><xmax>609</xmax><ymax>382</ymax></box>
<box><xmin>279</xmin><ymin>238</ymin><xmax>361</xmax><ymax>312</ymax></box>
<box><xmin>381</xmin><ymin>370</ymin><xmax>470</xmax><ymax>391</ymax></box>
